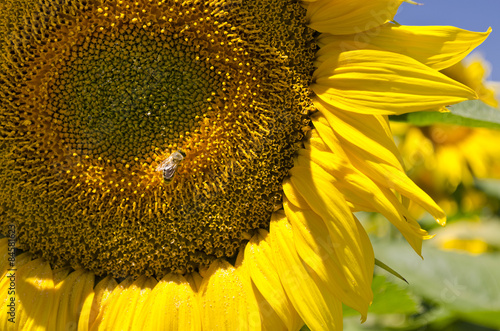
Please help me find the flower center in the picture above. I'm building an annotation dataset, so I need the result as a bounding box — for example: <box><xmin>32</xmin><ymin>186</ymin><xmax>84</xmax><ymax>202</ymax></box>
<box><xmin>0</xmin><ymin>0</ymin><xmax>316</xmax><ymax>278</ymax></box>
<box><xmin>55</xmin><ymin>27</ymin><xmax>216</xmax><ymax>163</ymax></box>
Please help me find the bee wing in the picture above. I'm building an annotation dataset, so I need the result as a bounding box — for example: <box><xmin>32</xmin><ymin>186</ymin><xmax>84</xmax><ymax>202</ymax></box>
<box><xmin>162</xmin><ymin>164</ymin><xmax>179</xmax><ymax>180</ymax></box>
<box><xmin>155</xmin><ymin>155</ymin><xmax>174</xmax><ymax>172</ymax></box>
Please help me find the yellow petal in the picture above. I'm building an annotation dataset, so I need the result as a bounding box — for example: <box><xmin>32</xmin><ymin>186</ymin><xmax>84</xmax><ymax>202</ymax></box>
<box><xmin>312</xmin><ymin>49</ymin><xmax>477</xmax><ymax>115</ymax></box>
<box><xmin>299</xmin><ymin>146</ymin><xmax>429</xmax><ymax>256</ymax></box>
<box><xmin>270</xmin><ymin>211</ymin><xmax>343</xmax><ymax>331</ymax></box>
<box><xmin>251</xmin><ymin>283</ymin><xmax>289</xmax><ymax>331</ymax></box>
<box><xmin>348</xmin><ymin>147</ymin><xmax>447</xmax><ymax>225</ymax></box>
<box><xmin>78</xmin><ymin>288</ymin><xmax>95</xmax><ymax>331</ymax></box>
<box><xmin>282</xmin><ymin>178</ymin><xmax>310</xmax><ymax>210</ymax></box>
<box><xmin>313</xmin><ymin>102</ymin><xmax>403</xmax><ymax>170</ymax></box>
<box><xmin>88</xmin><ymin>276</ymin><xmax>118</xmax><ymax>328</ymax></box>
<box><xmin>244</xmin><ymin>229</ymin><xmax>302</xmax><ymax>330</ymax></box>
<box><xmin>289</xmin><ymin>165</ymin><xmax>374</xmax><ymax>297</ymax></box>
<box><xmin>317</xmin><ymin>24</ymin><xmax>491</xmax><ymax>71</ymax></box>
<box><xmin>91</xmin><ymin>276</ymin><xmax>157</xmax><ymax>330</ymax></box>
<box><xmin>16</xmin><ymin>259</ymin><xmax>56</xmax><ymax>330</ymax></box>
<box><xmin>307</xmin><ymin>0</ymin><xmax>402</xmax><ymax>35</ymax></box>
<box><xmin>200</xmin><ymin>259</ymin><xmax>261</xmax><ymax>331</ymax></box>
<box><xmin>0</xmin><ymin>252</ymin><xmax>32</xmax><ymax>330</ymax></box>
<box><xmin>49</xmin><ymin>269</ymin><xmax>94</xmax><ymax>331</ymax></box>
<box><xmin>137</xmin><ymin>273</ymin><xmax>201</xmax><ymax>331</ymax></box>
<box><xmin>284</xmin><ymin>200</ymin><xmax>370</xmax><ymax>317</ymax></box>
<box><xmin>308</xmin><ymin>117</ymin><xmax>348</xmax><ymax>158</ymax></box>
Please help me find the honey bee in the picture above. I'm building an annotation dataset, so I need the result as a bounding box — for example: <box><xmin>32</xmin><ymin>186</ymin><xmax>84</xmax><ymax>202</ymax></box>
<box><xmin>156</xmin><ymin>150</ymin><xmax>185</xmax><ymax>183</ymax></box>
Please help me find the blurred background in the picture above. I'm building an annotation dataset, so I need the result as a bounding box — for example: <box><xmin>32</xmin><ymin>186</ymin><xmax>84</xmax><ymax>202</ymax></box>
<box><xmin>341</xmin><ymin>2</ymin><xmax>500</xmax><ymax>330</ymax></box>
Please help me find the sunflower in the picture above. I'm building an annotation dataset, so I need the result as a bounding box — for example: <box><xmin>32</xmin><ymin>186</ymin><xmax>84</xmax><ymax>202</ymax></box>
<box><xmin>0</xmin><ymin>0</ymin><xmax>487</xmax><ymax>329</ymax></box>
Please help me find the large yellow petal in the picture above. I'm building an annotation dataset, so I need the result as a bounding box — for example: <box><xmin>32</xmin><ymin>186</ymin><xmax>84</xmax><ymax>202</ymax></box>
<box><xmin>199</xmin><ymin>259</ymin><xmax>261</xmax><ymax>331</ymax></box>
<box><xmin>16</xmin><ymin>259</ymin><xmax>56</xmax><ymax>330</ymax></box>
<box><xmin>349</xmin><ymin>147</ymin><xmax>447</xmax><ymax>225</ymax></box>
<box><xmin>90</xmin><ymin>276</ymin><xmax>157</xmax><ymax>330</ymax></box>
<box><xmin>244</xmin><ymin>229</ymin><xmax>302</xmax><ymax>331</ymax></box>
<box><xmin>87</xmin><ymin>276</ymin><xmax>117</xmax><ymax>329</ymax></box>
<box><xmin>284</xmin><ymin>200</ymin><xmax>370</xmax><ymax>318</ymax></box>
<box><xmin>136</xmin><ymin>273</ymin><xmax>201</xmax><ymax>331</ymax></box>
<box><xmin>78</xmin><ymin>287</ymin><xmax>95</xmax><ymax>331</ymax></box>
<box><xmin>251</xmin><ymin>283</ymin><xmax>289</xmax><ymax>331</ymax></box>
<box><xmin>313</xmin><ymin>101</ymin><xmax>403</xmax><ymax>170</ymax></box>
<box><xmin>49</xmin><ymin>269</ymin><xmax>94</xmax><ymax>330</ymax></box>
<box><xmin>270</xmin><ymin>211</ymin><xmax>343</xmax><ymax>331</ymax></box>
<box><xmin>299</xmin><ymin>147</ymin><xmax>429</xmax><ymax>256</ymax></box>
<box><xmin>312</xmin><ymin>49</ymin><xmax>477</xmax><ymax>115</ymax></box>
<box><xmin>317</xmin><ymin>24</ymin><xmax>491</xmax><ymax>71</ymax></box>
<box><xmin>307</xmin><ymin>0</ymin><xmax>402</xmax><ymax>35</ymax></box>
<box><xmin>0</xmin><ymin>251</ymin><xmax>32</xmax><ymax>330</ymax></box>
<box><xmin>289</xmin><ymin>165</ymin><xmax>374</xmax><ymax>299</ymax></box>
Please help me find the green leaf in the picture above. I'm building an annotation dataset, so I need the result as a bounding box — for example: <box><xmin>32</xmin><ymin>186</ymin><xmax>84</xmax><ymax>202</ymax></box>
<box><xmin>450</xmin><ymin>100</ymin><xmax>500</xmax><ymax>124</ymax></box>
<box><xmin>390</xmin><ymin>100</ymin><xmax>500</xmax><ymax>130</ymax></box>
<box><xmin>343</xmin><ymin>274</ymin><xmax>419</xmax><ymax>317</ymax></box>
<box><xmin>372</xmin><ymin>240</ymin><xmax>500</xmax><ymax>328</ymax></box>
<box><xmin>375</xmin><ymin>258</ymin><xmax>408</xmax><ymax>284</ymax></box>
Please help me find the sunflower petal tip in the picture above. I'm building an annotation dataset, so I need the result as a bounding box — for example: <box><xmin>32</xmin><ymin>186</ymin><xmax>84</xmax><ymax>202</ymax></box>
<box><xmin>404</xmin><ymin>0</ymin><xmax>423</xmax><ymax>5</ymax></box>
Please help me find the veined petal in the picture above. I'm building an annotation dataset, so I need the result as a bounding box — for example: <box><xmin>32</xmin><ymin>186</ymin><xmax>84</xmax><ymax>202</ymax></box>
<box><xmin>244</xmin><ymin>229</ymin><xmax>302</xmax><ymax>331</ymax></box>
<box><xmin>282</xmin><ymin>178</ymin><xmax>311</xmax><ymax>210</ymax></box>
<box><xmin>306</xmin><ymin>0</ymin><xmax>403</xmax><ymax>35</ymax></box>
<box><xmin>312</xmin><ymin>49</ymin><xmax>477</xmax><ymax>115</ymax></box>
<box><xmin>251</xmin><ymin>284</ymin><xmax>289</xmax><ymax>331</ymax></box>
<box><xmin>313</xmin><ymin>101</ymin><xmax>404</xmax><ymax>170</ymax></box>
<box><xmin>284</xmin><ymin>200</ymin><xmax>370</xmax><ymax>318</ymax></box>
<box><xmin>199</xmin><ymin>259</ymin><xmax>261</xmax><ymax>331</ymax></box>
<box><xmin>348</xmin><ymin>146</ymin><xmax>447</xmax><ymax>226</ymax></box>
<box><xmin>49</xmin><ymin>269</ymin><xmax>94</xmax><ymax>331</ymax></box>
<box><xmin>136</xmin><ymin>273</ymin><xmax>201</xmax><ymax>331</ymax></box>
<box><xmin>16</xmin><ymin>259</ymin><xmax>56</xmax><ymax>330</ymax></box>
<box><xmin>0</xmin><ymin>251</ymin><xmax>32</xmax><ymax>330</ymax></box>
<box><xmin>317</xmin><ymin>24</ymin><xmax>491</xmax><ymax>71</ymax></box>
<box><xmin>289</xmin><ymin>165</ymin><xmax>374</xmax><ymax>298</ymax></box>
<box><xmin>87</xmin><ymin>276</ymin><xmax>118</xmax><ymax>329</ymax></box>
<box><xmin>90</xmin><ymin>276</ymin><xmax>157</xmax><ymax>330</ymax></box>
<box><xmin>299</xmin><ymin>147</ymin><xmax>430</xmax><ymax>256</ymax></box>
<box><xmin>270</xmin><ymin>211</ymin><xmax>343</xmax><ymax>331</ymax></box>
<box><xmin>308</xmin><ymin>118</ymin><xmax>348</xmax><ymax>159</ymax></box>
<box><xmin>78</xmin><ymin>287</ymin><xmax>95</xmax><ymax>331</ymax></box>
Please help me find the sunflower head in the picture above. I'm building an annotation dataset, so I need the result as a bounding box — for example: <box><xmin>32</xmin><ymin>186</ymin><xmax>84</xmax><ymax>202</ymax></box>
<box><xmin>0</xmin><ymin>0</ymin><xmax>316</xmax><ymax>278</ymax></box>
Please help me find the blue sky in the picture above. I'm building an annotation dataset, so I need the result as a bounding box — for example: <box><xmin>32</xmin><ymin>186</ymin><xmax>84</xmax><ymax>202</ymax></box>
<box><xmin>395</xmin><ymin>0</ymin><xmax>500</xmax><ymax>81</ymax></box>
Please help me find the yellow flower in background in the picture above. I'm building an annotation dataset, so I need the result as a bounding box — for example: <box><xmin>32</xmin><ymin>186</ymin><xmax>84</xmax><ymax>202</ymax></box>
<box><xmin>397</xmin><ymin>123</ymin><xmax>500</xmax><ymax>190</ymax></box>
<box><xmin>430</xmin><ymin>218</ymin><xmax>500</xmax><ymax>255</ymax></box>
<box><xmin>441</xmin><ymin>54</ymin><xmax>498</xmax><ymax>108</ymax></box>
<box><xmin>0</xmin><ymin>0</ymin><xmax>487</xmax><ymax>329</ymax></box>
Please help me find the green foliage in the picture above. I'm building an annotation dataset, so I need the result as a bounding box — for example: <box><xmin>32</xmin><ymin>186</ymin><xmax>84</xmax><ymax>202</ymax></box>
<box><xmin>343</xmin><ymin>274</ymin><xmax>418</xmax><ymax>317</ymax></box>
<box><xmin>372</xmin><ymin>240</ymin><xmax>500</xmax><ymax>329</ymax></box>
<box><xmin>390</xmin><ymin>100</ymin><xmax>500</xmax><ymax>130</ymax></box>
